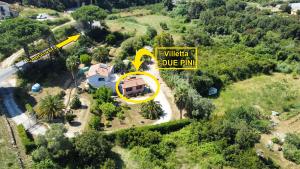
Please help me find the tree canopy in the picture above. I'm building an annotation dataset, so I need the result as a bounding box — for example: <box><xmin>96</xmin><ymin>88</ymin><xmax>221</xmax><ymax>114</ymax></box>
<box><xmin>72</xmin><ymin>5</ymin><xmax>108</xmax><ymax>30</ymax></box>
<box><xmin>0</xmin><ymin>18</ymin><xmax>51</xmax><ymax>58</ymax></box>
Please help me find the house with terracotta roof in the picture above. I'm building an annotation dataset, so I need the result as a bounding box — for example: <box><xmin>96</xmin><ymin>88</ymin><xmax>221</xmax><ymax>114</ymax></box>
<box><xmin>86</xmin><ymin>63</ymin><xmax>114</xmax><ymax>88</ymax></box>
<box><xmin>121</xmin><ymin>77</ymin><xmax>146</xmax><ymax>96</ymax></box>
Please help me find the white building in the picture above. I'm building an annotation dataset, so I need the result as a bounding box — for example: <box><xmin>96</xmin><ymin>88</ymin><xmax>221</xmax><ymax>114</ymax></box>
<box><xmin>0</xmin><ymin>1</ymin><xmax>18</xmax><ymax>20</ymax></box>
<box><xmin>86</xmin><ymin>63</ymin><xmax>115</xmax><ymax>89</ymax></box>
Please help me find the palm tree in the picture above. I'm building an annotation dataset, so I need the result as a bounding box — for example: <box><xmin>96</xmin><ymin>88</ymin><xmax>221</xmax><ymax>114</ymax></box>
<box><xmin>38</xmin><ymin>95</ymin><xmax>65</xmax><ymax>121</ymax></box>
<box><xmin>174</xmin><ymin>84</ymin><xmax>188</xmax><ymax>119</ymax></box>
<box><xmin>66</xmin><ymin>55</ymin><xmax>79</xmax><ymax>87</ymax></box>
<box><xmin>140</xmin><ymin>100</ymin><xmax>164</xmax><ymax>120</ymax></box>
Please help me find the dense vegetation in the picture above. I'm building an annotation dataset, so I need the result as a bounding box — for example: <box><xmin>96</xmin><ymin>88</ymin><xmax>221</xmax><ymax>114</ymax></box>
<box><xmin>5</xmin><ymin>0</ymin><xmax>300</xmax><ymax>168</ymax></box>
<box><xmin>31</xmin><ymin>124</ymin><xmax>114</xmax><ymax>169</ymax></box>
<box><xmin>159</xmin><ymin>0</ymin><xmax>300</xmax><ymax>94</ymax></box>
<box><xmin>113</xmin><ymin>106</ymin><xmax>277</xmax><ymax>168</ymax></box>
<box><xmin>283</xmin><ymin>133</ymin><xmax>300</xmax><ymax>164</ymax></box>
<box><xmin>0</xmin><ymin>18</ymin><xmax>52</xmax><ymax>60</ymax></box>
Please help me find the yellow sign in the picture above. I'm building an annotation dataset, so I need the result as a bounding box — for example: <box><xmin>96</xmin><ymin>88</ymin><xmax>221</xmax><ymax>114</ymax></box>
<box><xmin>115</xmin><ymin>71</ymin><xmax>160</xmax><ymax>104</ymax></box>
<box><xmin>25</xmin><ymin>34</ymin><xmax>81</xmax><ymax>62</ymax></box>
<box><xmin>155</xmin><ymin>47</ymin><xmax>198</xmax><ymax>70</ymax></box>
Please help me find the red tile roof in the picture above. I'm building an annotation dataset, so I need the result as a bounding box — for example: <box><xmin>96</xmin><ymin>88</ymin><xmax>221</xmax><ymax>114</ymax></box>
<box><xmin>121</xmin><ymin>77</ymin><xmax>146</xmax><ymax>89</ymax></box>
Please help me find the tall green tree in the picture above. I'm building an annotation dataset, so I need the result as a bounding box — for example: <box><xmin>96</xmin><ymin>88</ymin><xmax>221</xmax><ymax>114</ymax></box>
<box><xmin>163</xmin><ymin>0</ymin><xmax>174</xmax><ymax>11</ymax></box>
<box><xmin>140</xmin><ymin>100</ymin><xmax>164</xmax><ymax>120</ymax></box>
<box><xmin>71</xmin><ymin>5</ymin><xmax>108</xmax><ymax>30</ymax></box>
<box><xmin>37</xmin><ymin>95</ymin><xmax>65</xmax><ymax>121</ymax></box>
<box><xmin>99</xmin><ymin>102</ymin><xmax>116</xmax><ymax>120</ymax></box>
<box><xmin>92</xmin><ymin>46</ymin><xmax>109</xmax><ymax>63</ymax></box>
<box><xmin>174</xmin><ymin>84</ymin><xmax>189</xmax><ymax>119</ymax></box>
<box><xmin>66</xmin><ymin>55</ymin><xmax>79</xmax><ymax>87</ymax></box>
<box><xmin>154</xmin><ymin>32</ymin><xmax>174</xmax><ymax>47</ymax></box>
<box><xmin>74</xmin><ymin>131</ymin><xmax>112</xmax><ymax>166</ymax></box>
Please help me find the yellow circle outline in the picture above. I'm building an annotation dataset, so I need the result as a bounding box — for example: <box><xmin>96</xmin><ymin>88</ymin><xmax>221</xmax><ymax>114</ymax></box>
<box><xmin>115</xmin><ymin>71</ymin><xmax>160</xmax><ymax>103</ymax></box>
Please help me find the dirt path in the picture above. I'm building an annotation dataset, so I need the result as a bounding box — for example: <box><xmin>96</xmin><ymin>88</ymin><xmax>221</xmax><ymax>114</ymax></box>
<box><xmin>65</xmin><ymin>94</ymin><xmax>91</xmax><ymax>138</ymax></box>
<box><xmin>256</xmin><ymin>113</ymin><xmax>300</xmax><ymax>169</ymax></box>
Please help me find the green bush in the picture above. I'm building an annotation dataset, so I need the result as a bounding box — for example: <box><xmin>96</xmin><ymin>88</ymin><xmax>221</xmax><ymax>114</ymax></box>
<box><xmin>108</xmin><ymin>119</ymin><xmax>191</xmax><ymax>142</ymax></box>
<box><xmin>17</xmin><ymin>125</ymin><xmax>36</xmax><ymax>154</ymax></box>
<box><xmin>65</xmin><ymin>111</ymin><xmax>76</xmax><ymax>123</ymax></box>
<box><xmin>272</xmin><ymin>137</ymin><xmax>283</xmax><ymax>145</ymax></box>
<box><xmin>115</xmin><ymin>128</ymin><xmax>162</xmax><ymax>148</ymax></box>
<box><xmin>70</xmin><ymin>95</ymin><xmax>81</xmax><ymax>109</ymax></box>
<box><xmin>105</xmin><ymin>34</ymin><xmax>117</xmax><ymax>45</ymax></box>
<box><xmin>89</xmin><ymin>115</ymin><xmax>103</xmax><ymax>131</ymax></box>
<box><xmin>159</xmin><ymin>22</ymin><xmax>168</xmax><ymax>30</ymax></box>
<box><xmin>80</xmin><ymin>54</ymin><xmax>92</xmax><ymax>66</ymax></box>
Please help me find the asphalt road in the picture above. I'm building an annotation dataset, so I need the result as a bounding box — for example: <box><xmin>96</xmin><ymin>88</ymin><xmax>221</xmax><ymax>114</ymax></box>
<box><xmin>0</xmin><ymin>60</ymin><xmax>48</xmax><ymax>135</ymax></box>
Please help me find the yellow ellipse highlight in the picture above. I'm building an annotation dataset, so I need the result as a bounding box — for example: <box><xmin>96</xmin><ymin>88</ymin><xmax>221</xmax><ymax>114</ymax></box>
<box><xmin>115</xmin><ymin>71</ymin><xmax>160</xmax><ymax>104</ymax></box>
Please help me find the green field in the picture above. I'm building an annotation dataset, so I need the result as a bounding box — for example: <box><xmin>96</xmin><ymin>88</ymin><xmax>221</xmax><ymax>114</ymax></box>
<box><xmin>19</xmin><ymin>7</ymin><xmax>59</xmax><ymax>18</ymax></box>
<box><xmin>0</xmin><ymin>115</ymin><xmax>19</xmax><ymax>169</ymax></box>
<box><xmin>213</xmin><ymin>73</ymin><xmax>300</xmax><ymax>119</ymax></box>
<box><xmin>106</xmin><ymin>9</ymin><xmax>195</xmax><ymax>42</ymax></box>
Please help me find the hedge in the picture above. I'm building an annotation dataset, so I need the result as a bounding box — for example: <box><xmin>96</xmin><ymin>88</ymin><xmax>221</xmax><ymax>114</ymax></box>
<box><xmin>108</xmin><ymin>119</ymin><xmax>191</xmax><ymax>142</ymax></box>
<box><xmin>17</xmin><ymin>125</ymin><xmax>36</xmax><ymax>154</ymax></box>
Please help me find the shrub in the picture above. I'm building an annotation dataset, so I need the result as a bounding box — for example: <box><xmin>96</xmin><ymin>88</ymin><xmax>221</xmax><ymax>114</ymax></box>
<box><xmin>108</xmin><ymin>119</ymin><xmax>191</xmax><ymax>142</ymax></box>
<box><xmin>117</xmin><ymin>111</ymin><xmax>125</xmax><ymax>123</ymax></box>
<box><xmin>100</xmin><ymin>102</ymin><xmax>116</xmax><ymax>120</ymax></box>
<box><xmin>89</xmin><ymin>115</ymin><xmax>103</xmax><ymax>131</ymax></box>
<box><xmin>17</xmin><ymin>125</ymin><xmax>35</xmax><ymax>154</ymax></box>
<box><xmin>25</xmin><ymin>103</ymin><xmax>35</xmax><ymax>114</ymax></box>
<box><xmin>92</xmin><ymin>47</ymin><xmax>110</xmax><ymax>63</ymax></box>
<box><xmin>140</xmin><ymin>101</ymin><xmax>164</xmax><ymax>120</ymax></box>
<box><xmin>105</xmin><ymin>34</ymin><xmax>117</xmax><ymax>45</ymax></box>
<box><xmin>272</xmin><ymin>137</ymin><xmax>283</xmax><ymax>145</ymax></box>
<box><xmin>70</xmin><ymin>95</ymin><xmax>81</xmax><ymax>109</ymax></box>
<box><xmin>65</xmin><ymin>111</ymin><xmax>77</xmax><ymax>123</ymax></box>
<box><xmin>80</xmin><ymin>54</ymin><xmax>92</xmax><ymax>66</ymax></box>
<box><xmin>159</xmin><ymin>22</ymin><xmax>168</xmax><ymax>30</ymax></box>
<box><xmin>115</xmin><ymin>128</ymin><xmax>162</xmax><ymax>148</ymax></box>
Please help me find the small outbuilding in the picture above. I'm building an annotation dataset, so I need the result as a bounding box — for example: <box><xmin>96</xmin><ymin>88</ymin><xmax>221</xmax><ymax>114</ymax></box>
<box><xmin>31</xmin><ymin>83</ymin><xmax>41</xmax><ymax>92</ymax></box>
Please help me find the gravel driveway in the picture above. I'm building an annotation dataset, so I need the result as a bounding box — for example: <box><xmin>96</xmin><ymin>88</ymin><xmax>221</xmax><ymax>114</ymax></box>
<box><xmin>144</xmin><ymin>63</ymin><xmax>173</xmax><ymax>124</ymax></box>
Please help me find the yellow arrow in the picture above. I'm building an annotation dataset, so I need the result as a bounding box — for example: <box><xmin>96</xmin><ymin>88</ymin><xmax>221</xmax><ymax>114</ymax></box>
<box><xmin>55</xmin><ymin>34</ymin><xmax>80</xmax><ymax>48</ymax></box>
<box><xmin>132</xmin><ymin>48</ymin><xmax>156</xmax><ymax>71</ymax></box>
<box><xmin>24</xmin><ymin>34</ymin><xmax>81</xmax><ymax>63</ymax></box>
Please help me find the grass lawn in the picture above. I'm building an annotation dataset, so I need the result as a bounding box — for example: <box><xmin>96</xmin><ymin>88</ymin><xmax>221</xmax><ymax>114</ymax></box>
<box><xmin>19</xmin><ymin>7</ymin><xmax>59</xmax><ymax>18</ymax></box>
<box><xmin>213</xmin><ymin>73</ymin><xmax>300</xmax><ymax>118</ymax></box>
<box><xmin>118</xmin><ymin>9</ymin><xmax>152</xmax><ymax>17</ymax></box>
<box><xmin>0</xmin><ymin>114</ymin><xmax>19</xmax><ymax>169</ymax></box>
<box><xmin>106</xmin><ymin>18</ymin><xmax>148</xmax><ymax>36</ymax></box>
<box><xmin>106</xmin><ymin>9</ymin><xmax>194</xmax><ymax>43</ymax></box>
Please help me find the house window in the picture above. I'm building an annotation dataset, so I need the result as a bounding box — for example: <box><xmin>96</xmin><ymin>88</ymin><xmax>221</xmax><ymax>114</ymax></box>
<box><xmin>126</xmin><ymin>87</ymin><xmax>132</xmax><ymax>92</ymax></box>
<box><xmin>136</xmin><ymin>85</ymin><xmax>143</xmax><ymax>89</ymax></box>
<box><xmin>98</xmin><ymin>77</ymin><xmax>105</xmax><ymax>81</ymax></box>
